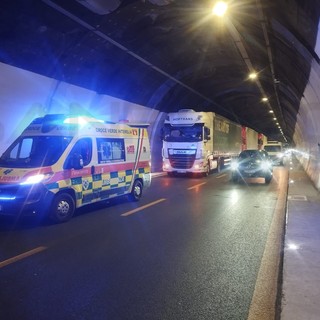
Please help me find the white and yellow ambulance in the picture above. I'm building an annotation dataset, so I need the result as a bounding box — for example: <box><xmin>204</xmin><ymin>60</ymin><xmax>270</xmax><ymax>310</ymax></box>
<box><xmin>0</xmin><ymin>114</ymin><xmax>151</xmax><ymax>222</ymax></box>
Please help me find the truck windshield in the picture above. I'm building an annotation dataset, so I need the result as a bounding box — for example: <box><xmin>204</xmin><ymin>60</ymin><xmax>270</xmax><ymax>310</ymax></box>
<box><xmin>162</xmin><ymin>124</ymin><xmax>203</xmax><ymax>142</ymax></box>
<box><xmin>264</xmin><ymin>145</ymin><xmax>281</xmax><ymax>152</ymax></box>
<box><xmin>0</xmin><ymin>136</ymin><xmax>72</xmax><ymax>168</ymax></box>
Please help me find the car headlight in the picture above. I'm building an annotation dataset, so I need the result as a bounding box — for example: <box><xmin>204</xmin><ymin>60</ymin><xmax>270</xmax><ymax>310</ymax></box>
<box><xmin>230</xmin><ymin>161</ymin><xmax>239</xmax><ymax>170</ymax></box>
<box><xmin>260</xmin><ymin>161</ymin><xmax>272</xmax><ymax>170</ymax></box>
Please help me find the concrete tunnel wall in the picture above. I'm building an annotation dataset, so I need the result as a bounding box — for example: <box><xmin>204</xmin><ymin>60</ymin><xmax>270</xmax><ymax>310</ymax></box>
<box><xmin>292</xmin><ymin>29</ymin><xmax>320</xmax><ymax>191</ymax></box>
<box><xmin>0</xmin><ymin>62</ymin><xmax>165</xmax><ymax>173</ymax></box>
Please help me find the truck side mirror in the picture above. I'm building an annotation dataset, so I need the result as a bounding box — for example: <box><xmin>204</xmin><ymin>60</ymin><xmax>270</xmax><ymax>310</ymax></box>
<box><xmin>160</xmin><ymin>128</ymin><xmax>166</xmax><ymax>141</ymax></box>
<box><xmin>204</xmin><ymin>127</ymin><xmax>211</xmax><ymax>140</ymax></box>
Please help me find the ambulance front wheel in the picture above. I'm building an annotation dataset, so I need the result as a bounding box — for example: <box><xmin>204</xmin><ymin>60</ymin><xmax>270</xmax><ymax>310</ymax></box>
<box><xmin>128</xmin><ymin>180</ymin><xmax>143</xmax><ymax>202</ymax></box>
<box><xmin>49</xmin><ymin>193</ymin><xmax>75</xmax><ymax>223</ymax></box>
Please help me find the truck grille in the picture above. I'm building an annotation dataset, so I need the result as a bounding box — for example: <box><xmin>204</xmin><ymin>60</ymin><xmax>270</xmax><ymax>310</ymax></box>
<box><xmin>169</xmin><ymin>154</ymin><xmax>196</xmax><ymax>169</ymax></box>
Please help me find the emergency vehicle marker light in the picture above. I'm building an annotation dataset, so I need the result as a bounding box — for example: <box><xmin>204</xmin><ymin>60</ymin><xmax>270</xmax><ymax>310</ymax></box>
<box><xmin>63</xmin><ymin>116</ymin><xmax>104</xmax><ymax>125</ymax></box>
<box><xmin>0</xmin><ymin>196</ymin><xmax>16</xmax><ymax>201</ymax></box>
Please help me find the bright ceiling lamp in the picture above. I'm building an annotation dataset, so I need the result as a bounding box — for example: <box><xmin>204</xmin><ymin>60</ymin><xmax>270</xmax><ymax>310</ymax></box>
<box><xmin>212</xmin><ymin>1</ymin><xmax>228</xmax><ymax>17</ymax></box>
<box><xmin>262</xmin><ymin>97</ymin><xmax>268</xmax><ymax>102</ymax></box>
<box><xmin>248</xmin><ymin>72</ymin><xmax>257</xmax><ymax>80</ymax></box>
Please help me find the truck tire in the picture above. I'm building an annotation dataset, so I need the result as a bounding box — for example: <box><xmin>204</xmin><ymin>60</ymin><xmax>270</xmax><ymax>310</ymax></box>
<box><xmin>49</xmin><ymin>193</ymin><xmax>75</xmax><ymax>223</ymax></box>
<box><xmin>204</xmin><ymin>161</ymin><xmax>211</xmax><ymax>177</ymax></box>
<box><xmin>217</xmin><ymin>160</ymin><xmax>221</xmax><ymax>173</ymax></box>
<box><xmin>128</xmin><ymin>180</ymin><xmax>143</xmax><ymax>201</ymax></box>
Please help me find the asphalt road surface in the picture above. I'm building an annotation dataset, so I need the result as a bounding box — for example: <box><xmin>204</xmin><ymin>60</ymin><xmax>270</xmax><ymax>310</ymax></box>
<box><xmin>0</xmin><ymin>167</ymin><xmax>288</xmax><ymax>320</ymax></box>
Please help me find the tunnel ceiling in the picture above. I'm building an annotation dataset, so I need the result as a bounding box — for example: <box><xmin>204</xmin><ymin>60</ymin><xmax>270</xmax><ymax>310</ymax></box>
<box><xmin>1</xmin><ymin>0</ymin><xmax>320</xmax><ymax>142</ymax></box>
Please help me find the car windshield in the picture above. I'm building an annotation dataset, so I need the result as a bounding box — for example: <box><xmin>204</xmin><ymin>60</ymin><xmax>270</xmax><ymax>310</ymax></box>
<box><xmin>0</xmin><ymin>136</ymin><xmax>72</xmax><ymax>168</ymax></box>
<box><xmin>162</xmin><ymin>123</ymin><xmax>203</xmax><ymax>142</ymax></box>
<box><xmin>239</xmin><ymin>150</ymin><xmax>266</xmax><ymax>160</ymax></box>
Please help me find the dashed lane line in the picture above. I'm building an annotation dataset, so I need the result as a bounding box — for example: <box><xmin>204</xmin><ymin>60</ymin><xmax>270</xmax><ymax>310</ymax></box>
<box><xmin>216</xmin><ymin>173</ymin><xmax>227</xmax><ymax>179</ymax></box>
<box><xmin>187</xmin><ymin>182</ymin><xmax>207</xmax><ymax>190</ymax></box>
<box><xmin>0</xmin><ymin>246</ymin><xmax>47</xmax><ymax>269</ymax></box>
<box><xmin>121</xmin><ymin>198</ymin><xmax>166</xmax><ymax>217</ymax></box>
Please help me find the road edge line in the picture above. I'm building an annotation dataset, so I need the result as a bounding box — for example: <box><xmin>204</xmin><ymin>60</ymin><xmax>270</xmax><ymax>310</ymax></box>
<box><xmin>247</xmin><ymin>170</ymin><xmax>288</xmax><ymax>320</ymax></box>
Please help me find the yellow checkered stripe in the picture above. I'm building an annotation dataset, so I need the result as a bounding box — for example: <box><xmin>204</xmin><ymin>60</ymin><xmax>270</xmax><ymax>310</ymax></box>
<box><xmin>46</xmin><ymin>167</ymin><xmax>150</xmax><ymax>207</ymax></box>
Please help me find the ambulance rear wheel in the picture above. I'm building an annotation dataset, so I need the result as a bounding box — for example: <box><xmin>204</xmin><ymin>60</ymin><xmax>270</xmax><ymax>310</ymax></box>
<box><xmin>128</xmin><ymin>180</ymin><xmax>143</xmax><ymax>202</ymax></box>
<box><xmin>49</xmin><ymin>193</ymin><xmax>75</xmax><ymax>223</ymax></box>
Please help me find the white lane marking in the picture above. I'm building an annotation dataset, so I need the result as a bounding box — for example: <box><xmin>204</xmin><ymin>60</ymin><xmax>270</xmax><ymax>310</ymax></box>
<box><xmin>216</xmin><ymin>173</ymin><xmax>227</xmax><ymax>179</ymax></box>
<box><xmin>121</xmin><ymin>198</ymin><xmax>166</xmax><ymax>217</ymax></box>
<box><xmin>0</xmin><ymin>246</ymin><xmax>47</xmax><ymax>269</ymax></box>
<box><xmin>188</xmin><ymin>182</ymin><xmax>207</xmax><ymax>190</ymax></box>
<box><xmin>247</xmin><ymin>168</ymin><xmax>288</xmax><ymax>320</ymax></box>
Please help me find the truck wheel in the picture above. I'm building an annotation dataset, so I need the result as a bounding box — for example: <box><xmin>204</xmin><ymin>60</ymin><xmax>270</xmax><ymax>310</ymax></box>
<box><xmin>204</xmin><ymin>161</ymin><xmax>210</xmax><ymax>177</ymax></box>
<box><xmin>49</xmin><ymin>193</ymin><xmax>75</xmax><ymax>223</ymax></box>
<box><xmin>128</xmin><ymin>180</ymin><xmax>143</xmax><ymax>201</ymax></box>
<box><xmin>217</xmin><ymin>162</ymin><xmax>221</xmax><ymax>173</ymax></box>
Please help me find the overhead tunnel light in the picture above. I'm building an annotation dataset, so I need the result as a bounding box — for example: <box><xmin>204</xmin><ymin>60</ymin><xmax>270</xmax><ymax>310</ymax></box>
<box><xmin>212</xmin><ymin>1</ymin><xmax>228</xmax><ymax>16</ymax></box>
<box><xmin>248</xmin><ymin>72</ymin><xmax>258</xmax><ymax>80</ymax></box>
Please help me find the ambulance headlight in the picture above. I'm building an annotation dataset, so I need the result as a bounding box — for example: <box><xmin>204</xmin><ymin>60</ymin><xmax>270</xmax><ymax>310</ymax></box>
<box><xmin>20</xmin><ymin>173</ymin><xmax>53</xmax><ymax>185</ymax></box>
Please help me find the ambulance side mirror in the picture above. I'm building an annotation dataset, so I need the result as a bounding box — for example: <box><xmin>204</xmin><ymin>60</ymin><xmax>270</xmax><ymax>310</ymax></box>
<box><xmin>73</xmin><ymin>153</ymin><xmax>84</xmax><ymax>170</ymax></box>
<box><xmin>64</xmin><ymin>153</ymin><xmax>84</xmax><ymax>170</ymax></box>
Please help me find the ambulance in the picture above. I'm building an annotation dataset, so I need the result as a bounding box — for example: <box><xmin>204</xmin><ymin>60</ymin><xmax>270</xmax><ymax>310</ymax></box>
<box><xmin>0</xmin><ymin>114</ymin><xmax>151</xmax><ymax>222</ymax></box>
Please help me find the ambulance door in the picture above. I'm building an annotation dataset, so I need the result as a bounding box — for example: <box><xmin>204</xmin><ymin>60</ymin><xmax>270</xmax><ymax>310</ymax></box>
<box><xmin>65</xmin><ymin>137</ymin><xmax>93</xmax><ymax>206</ymax></box>
<box><xmin>96</xmin><ymin>137</ymin><xmax>127</xmax><ymax>200</ymax></box>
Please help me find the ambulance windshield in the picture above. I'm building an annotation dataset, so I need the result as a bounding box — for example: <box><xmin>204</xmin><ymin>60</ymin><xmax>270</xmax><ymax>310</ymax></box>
<box><xmin>0</xmin><ymin>136</ymin><xmax>72</xmax><ymax>168</ymax></box>
<box><xmin>162</xmin><ymin>123</ymin><xmax>203</xmax><ymax>142</ymax></box>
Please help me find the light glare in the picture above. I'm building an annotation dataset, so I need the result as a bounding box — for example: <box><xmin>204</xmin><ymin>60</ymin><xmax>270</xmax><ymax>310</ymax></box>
<box><xmin>249</xmin><ymin>72</ymin><xmax>257</xmax><ymax>80</ymax></box>
<box><xmin>212</xmin><ymin>1</ymin><xmax>228</xmax><ymax>16</ymax></box>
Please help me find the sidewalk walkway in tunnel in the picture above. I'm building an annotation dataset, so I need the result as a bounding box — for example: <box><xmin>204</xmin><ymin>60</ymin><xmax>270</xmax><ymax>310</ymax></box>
<box><xmin>281</xmin><ymin>156</ymin><xmax>320</xmax><ymax>319</ymax></box>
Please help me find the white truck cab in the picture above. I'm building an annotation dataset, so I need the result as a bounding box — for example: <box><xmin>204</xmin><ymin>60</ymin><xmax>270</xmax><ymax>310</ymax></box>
<box><xmin>161</xmin><ymin>109</ymin><xmax>243</xmax><ymax>176</ymax></box>
<box><xmin>264</xmin><ymin>141</ymin><xmax>284</xmax><ymax>165</ymax></box>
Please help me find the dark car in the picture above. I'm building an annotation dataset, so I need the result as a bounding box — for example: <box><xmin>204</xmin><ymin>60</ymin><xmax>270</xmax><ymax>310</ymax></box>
<box><xmin>231</xmin><ymin>149</ymin><xmax>273</xmax><ymax>184</ymax></box>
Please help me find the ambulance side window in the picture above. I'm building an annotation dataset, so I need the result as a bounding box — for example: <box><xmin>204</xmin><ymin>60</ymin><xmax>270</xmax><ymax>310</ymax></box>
<box><xmin>97</xmin><ymin>138</ymin><xmax>125</xmax><ymax>164</ymax></box>
<box><xmin>65</xmin><ymin>138</ymin><xmax>92</xmax><ymax>169</ymax></box>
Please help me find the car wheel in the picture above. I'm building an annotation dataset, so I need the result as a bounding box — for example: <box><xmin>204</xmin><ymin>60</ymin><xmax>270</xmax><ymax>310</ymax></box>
<box><xmin>49</xmin><ymin>193</ymin><xmax>75</xmax><ymax>223</ymax></box>
<box><xmin>265</xmin><ymin>174</ymin><xmax>272</xmax><ymax>184</ymax></box>
<box><xmin>128</xmin><ymin>180</ymin><xmax>143</xmax><ymax>201</ymax></box>
<box><xmin>232</xmin><ymin>173</ymin><xmax>238</xmax><ymax>183</ymax></box>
